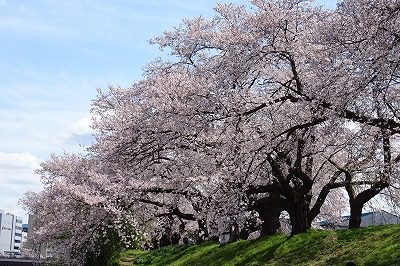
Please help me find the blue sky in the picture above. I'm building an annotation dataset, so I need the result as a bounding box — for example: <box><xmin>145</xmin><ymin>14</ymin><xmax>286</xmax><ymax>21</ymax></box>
<box><xmin>0</xmin><ymin>0</ymin><xmax>337</xmax><ymax>220</ymax></box>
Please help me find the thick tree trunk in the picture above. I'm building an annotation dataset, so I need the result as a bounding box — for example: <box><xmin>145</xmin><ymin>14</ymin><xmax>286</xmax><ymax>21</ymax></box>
<box><xmin>348</xmin><ymin>202</ymin><xmax>363</xmax><ymax>229</ymax></box>
<box><xmin>259</xmin><ymin>205</ymin><xmax>282</xmax><ymax>236</ymax></box>
<box><xmin>253</xmin><ymin>194</ymin><xmax>282</xmax><ymax>236</ymax></box>
<box><xmin>260</xmin><ymin>213</ymin><xmax>281</xmax><ymax>236</ymax></box>
<box><xmin>288</xmin><ymin>201</ymin><xmax>311</xmax><ymax>235</ymax></box>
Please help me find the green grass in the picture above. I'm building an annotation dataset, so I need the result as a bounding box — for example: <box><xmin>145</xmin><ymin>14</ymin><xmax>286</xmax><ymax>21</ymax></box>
<box><xmin>114</xmin><ymin>224</ymin><xmax>400</xmax><ymax>266</ymax></box>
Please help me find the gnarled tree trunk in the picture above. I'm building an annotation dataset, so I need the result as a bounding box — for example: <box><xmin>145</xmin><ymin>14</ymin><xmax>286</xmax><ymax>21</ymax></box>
<box><xmin>253</xmin><ymin>193</ymin><xmax>283</xmax><ymax>236</ymax></box>
<box><xmin>286</xmin><ymin>199</ymin><xmax>312</xmax><ymax>235</ymax></box>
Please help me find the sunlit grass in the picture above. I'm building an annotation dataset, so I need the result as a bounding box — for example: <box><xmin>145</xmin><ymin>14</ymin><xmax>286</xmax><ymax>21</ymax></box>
<box><xmin>114</xmin><ymin>224</ymin><xmax>400</xmax><ymax>266</ymax></box>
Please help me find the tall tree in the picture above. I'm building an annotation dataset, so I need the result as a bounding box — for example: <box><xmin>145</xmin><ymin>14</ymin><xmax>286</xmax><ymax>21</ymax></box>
<box><xmin>22</xmin><ymin>1</ymin><xmax>400</xmax><ymax>264</ymax></box>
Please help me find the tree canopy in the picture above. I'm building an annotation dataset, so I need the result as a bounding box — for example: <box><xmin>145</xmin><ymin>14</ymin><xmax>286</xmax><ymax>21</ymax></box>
<box><xmin>22</xmin><ymin>0</ymin><xmax>400</xmax><ymax>264</ymax></box>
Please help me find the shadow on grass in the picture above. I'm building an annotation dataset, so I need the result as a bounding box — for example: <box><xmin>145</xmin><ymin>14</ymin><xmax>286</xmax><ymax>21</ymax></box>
<box><xmin>138</xmin><ymin>235</ymin><xmax>289</xmax><ymax>266</ymax></box>
<box><xmin>134</xmin><ymin>243</ymin><xmax>214</xmax><ymax>265</ymax></box>
<box><xmin>120</xmin><ymin>225</ymin><xmax>400</xmax><ymax>266</ymax></box>
<box><xmin>163</xmin><ymin>242</ymin><xmax>219</xmax><ymax>266</ymax></box>
<box><xmin>276</xmin><ymin>230</ymin><xmax>335</xmax><ymax>265</ymax></box>
<box><xmin>236</xmin><ymin>236</ymin><xmax>288</xmax><ymax>265</ymax></box>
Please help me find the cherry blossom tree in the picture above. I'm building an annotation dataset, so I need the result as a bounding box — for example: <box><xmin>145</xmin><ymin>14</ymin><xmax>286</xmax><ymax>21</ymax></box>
<box><xmin>313</xmin><ymin>0</ymin><xmax>400</xmax><ymax>227</ymax></box>
<box><xmin>22</xmin><ymin>0</ymin><xmax>400</xmax><ymax>264</ymax></box>
<box><xmin>21</xmin><ymin>154</ymin><xmax>138</xmax><ymax>265</ymax></box>
<box><xmin>145</xmin><ymin>0</ymin><xmax>352</xmax><ymax>233</ymax></box>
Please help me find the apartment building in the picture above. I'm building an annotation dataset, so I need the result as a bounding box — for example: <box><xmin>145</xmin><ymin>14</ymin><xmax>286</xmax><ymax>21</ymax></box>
<box><xmin>0</xmin><ymin>209</ymin><xmax>23</xmax><ymax>255</ymax></box>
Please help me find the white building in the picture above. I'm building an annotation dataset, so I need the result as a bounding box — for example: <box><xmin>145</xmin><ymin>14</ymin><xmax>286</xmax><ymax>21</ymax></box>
<box><xmin>0</xmin><ymin>209</ymin><xmax>23</xmax><ymax>255</ymax></box>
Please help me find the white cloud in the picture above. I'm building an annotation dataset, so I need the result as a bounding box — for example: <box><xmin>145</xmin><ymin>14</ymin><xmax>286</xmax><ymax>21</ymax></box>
<box><xmin>0</xmin><ymin>152</ymin><xmax>43</xmax><ymax>221</ymax></box>
<box><xmin>60</xmin><ymin>116</ymin><xmax>95</xmax><ymax>151</ymax></box>
<box><xmin>70</xmin><ymin>116</ymin><xmax>93</xmax><ymax>136</ymax></box>
<box><xmin>0</xmin><ymin>152</ymin><xmax>42</xmax><ymax>170</ymax></box>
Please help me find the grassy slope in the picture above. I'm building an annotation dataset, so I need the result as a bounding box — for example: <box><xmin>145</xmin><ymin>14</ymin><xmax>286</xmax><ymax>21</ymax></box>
<box><xmin>115</xmin><ymin>224</ymin><xmax>400</xmax><ymax>266</ymax></box>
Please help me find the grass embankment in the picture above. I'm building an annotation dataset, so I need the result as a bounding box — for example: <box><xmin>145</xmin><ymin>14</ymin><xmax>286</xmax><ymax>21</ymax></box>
<box><xmin>114</xmin><ymin>224</ymin><xmax>400</xmax><ymax>266</ymax></box>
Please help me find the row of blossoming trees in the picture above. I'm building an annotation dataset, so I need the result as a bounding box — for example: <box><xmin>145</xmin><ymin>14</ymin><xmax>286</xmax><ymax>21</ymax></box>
<box><xmin>21</xmin><ymin>0</ymin><xmax>399</xmax><ymax>264</ymax></box>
